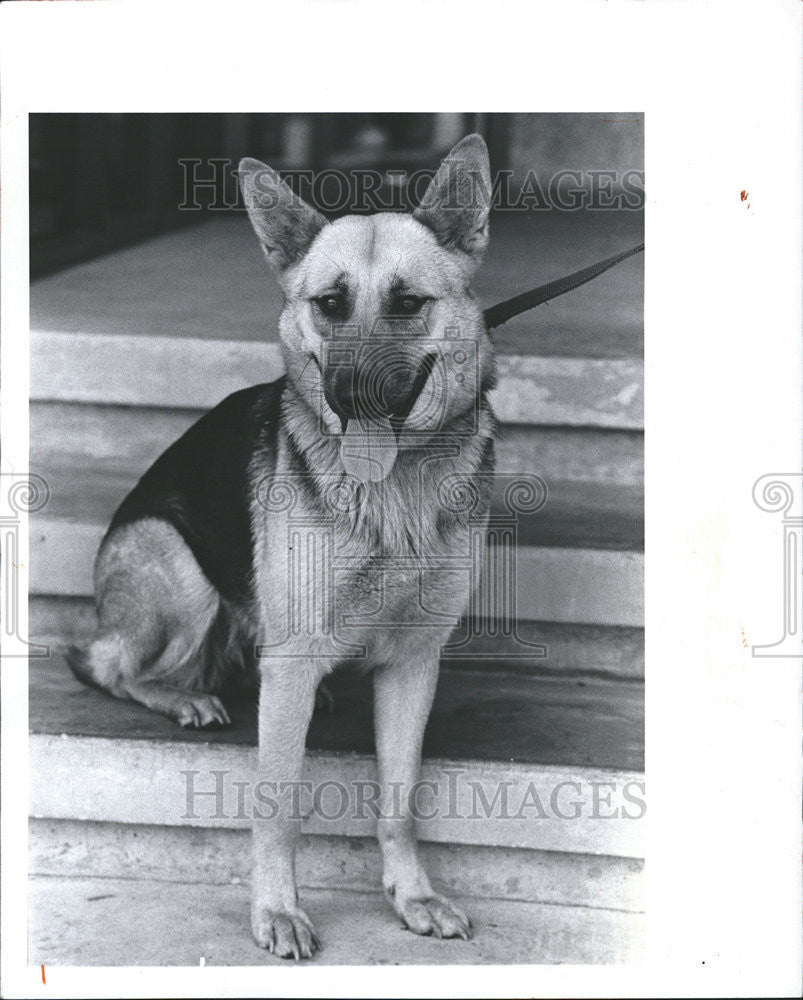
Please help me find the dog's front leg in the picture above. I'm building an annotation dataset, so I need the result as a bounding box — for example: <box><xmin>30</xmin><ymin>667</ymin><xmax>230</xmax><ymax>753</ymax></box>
<box><xmin>373</xmin><ymin>653</ymin><xmax>472</xmax><ymax>940</ymax></box>
<box><xmin>251</xmin><ymin>659</ymin><xmax>321</xmax><ymax>959</ymax></box>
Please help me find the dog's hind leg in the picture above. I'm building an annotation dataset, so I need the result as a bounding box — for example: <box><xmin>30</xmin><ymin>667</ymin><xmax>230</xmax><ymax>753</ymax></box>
<box><xmin>66</xmin><ymin>518</ymin><xmax>231</xmax><ymax>727</ymax></box>
<box><xmin>123</xmin><ymin>678</ymin><xmax>230</xmax><ymax>728</ymax></box>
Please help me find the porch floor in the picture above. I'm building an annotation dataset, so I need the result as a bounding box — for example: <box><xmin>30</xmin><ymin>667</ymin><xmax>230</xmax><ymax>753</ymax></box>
<box><xmin>30</xmin><ymin>875</ymin><xmax>644</xmax><ymax>966</ymax></box>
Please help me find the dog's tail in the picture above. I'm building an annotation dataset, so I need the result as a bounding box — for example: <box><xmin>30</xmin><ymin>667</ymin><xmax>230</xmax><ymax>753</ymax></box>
<box><xmin>64</xmin><ymin>643</ymin><xmax>102</xmax><ymax>690</ymax></box>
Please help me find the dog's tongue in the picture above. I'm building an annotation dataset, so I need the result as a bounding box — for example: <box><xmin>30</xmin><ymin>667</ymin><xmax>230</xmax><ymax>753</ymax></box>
<box><xmin>340</xmin><ymin>416</ymin><xmax>398</xmax><ymax>483</ymax></box>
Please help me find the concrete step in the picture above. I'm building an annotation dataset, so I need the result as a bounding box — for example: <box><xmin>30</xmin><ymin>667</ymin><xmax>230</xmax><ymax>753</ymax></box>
<box><xmin>31</xmin><ymin>513</ymin><xmax>643</xmax><ymax>626</ymax></box>
<box><xmin>28</xmin><ymin>458</ymin><xmax>644</xmax><ymax>627</ymax></box>
<box><xmin>29</xmin><ymin>875</ymin><xmax>645</xmax><ymax>966</ymax></box>
<box><xmin>30</xmin><ymin>210</ymin><xmax>644</xmax><ymax>360</ymax></box>
<box><xmin>30</xmin><ymin>819</ymin><xmax>644</xmax><ymax>913</ymax></box>
<box><xmin>30</xmin><ymin>654</ymin><xmax>644</xmax><ymax>862</ymax></box>
<box><xmin>31</xmin><ymin>653</ymin><xmax>644</xmax><ymax>774</ymax></box>
<box><xmin>31</xmin><ymin>454</ymin><xmax>643</xmax><ymax>553</ymax></box>
<box><xmin>497</xmin><ymin>424</ymin><xmax>642</xmax><ymax>487</ymax></box>
<box><xmin>29</xmin><ymin>635</ymin><xmax>644</xmax><ymax>965</ymax></box>
<box><xmin>31</xmin><ymin>595</ymin><xmax>645</xmax><ymax>678</ymax></box>
<box><xmin>31</xmin><ymin>401</ymin><xmax>644</xmax><ymax>487</ymax></box>
<box><xmin>31</xmin><ymin>329</ymin><xmax>643</xmax><ymax>430</ymax></box>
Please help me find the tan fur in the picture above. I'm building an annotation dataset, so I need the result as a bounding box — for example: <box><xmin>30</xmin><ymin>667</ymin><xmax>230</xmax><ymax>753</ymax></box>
<box><xmin>70</xmin><ymin>135</ymin><xmax>496</xmax><ymax>957</ymax></box>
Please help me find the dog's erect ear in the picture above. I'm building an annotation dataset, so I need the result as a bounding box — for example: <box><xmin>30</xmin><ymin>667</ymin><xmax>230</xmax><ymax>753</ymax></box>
<box><xmin>238</xmin><ymin>158</ymin><xmax>327</xmax><ymax>271</ymax></box>
<box><xmin>413</xmin><ymin>134</ymin><xmax>492</xmax><ymax>265</ymax></box>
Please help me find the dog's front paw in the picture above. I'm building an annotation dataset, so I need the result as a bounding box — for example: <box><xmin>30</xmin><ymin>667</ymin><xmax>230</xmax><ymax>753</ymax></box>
<box><xmin>392</xmin><ymin>892</ymin><xmax>472</xmax><ymax>940</ymax></box>
<box><xmin>252</xmin><ymin>904</ymin><xmax>320</xmax><ymax>959</ymax></box>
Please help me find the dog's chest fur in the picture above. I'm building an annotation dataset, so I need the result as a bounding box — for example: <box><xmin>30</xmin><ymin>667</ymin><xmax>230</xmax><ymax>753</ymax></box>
<box><xmin>249</xmin><ymin>393</ymin><xmax>495</xmax><ymax>658</ymax></box>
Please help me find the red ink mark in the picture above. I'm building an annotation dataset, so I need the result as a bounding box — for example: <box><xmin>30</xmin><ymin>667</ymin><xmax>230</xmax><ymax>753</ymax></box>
<box><xmin>740</xmin><ymin>627</ymin><xmax>749</xmax><ymax>648</ymax></box>
<box><xmin>740</xmin><ymin>190</ymin><xmax>748</xmax><ymax>202</ymax></box>
<box><xmin>41</xmin><ymin>964</ymin><xmax>46</xmax><ymax>985</ymax></box>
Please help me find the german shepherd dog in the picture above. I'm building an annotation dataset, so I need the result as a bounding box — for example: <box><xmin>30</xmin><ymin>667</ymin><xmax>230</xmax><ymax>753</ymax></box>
<box><xmin>67</xmin><ymin>135</ymin><xmax>496</xmax><ymax>958</ymax></box>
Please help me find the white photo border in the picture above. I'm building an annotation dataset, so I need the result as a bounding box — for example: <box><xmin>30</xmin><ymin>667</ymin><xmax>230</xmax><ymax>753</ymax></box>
<box><xmin>1</xmin><ymin>1</ymin><xmax>801</xmax><ymax>997</ymax></box>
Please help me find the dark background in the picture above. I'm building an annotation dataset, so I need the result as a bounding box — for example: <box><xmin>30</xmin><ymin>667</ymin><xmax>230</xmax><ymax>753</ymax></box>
<box><xmin>29</xmin><ymin>112</ymin><xmax>643</xmax><ymax>279</ymax></box>
<box><xmin>29</xmin><ymin>113</ymin><xmax>511</xmax><ymax>277</ymax></box>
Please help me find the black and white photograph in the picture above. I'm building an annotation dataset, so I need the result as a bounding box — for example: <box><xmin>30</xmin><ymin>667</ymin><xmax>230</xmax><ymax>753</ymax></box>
<box><xmin>1</xmin><ymin>2</ymin><xmax>800</xmax><ymax>997</ymax></box>
<box><xmin>25</xmin><ymin>110</ymin><xmax>645</xmax><ymax>965</ymax></box>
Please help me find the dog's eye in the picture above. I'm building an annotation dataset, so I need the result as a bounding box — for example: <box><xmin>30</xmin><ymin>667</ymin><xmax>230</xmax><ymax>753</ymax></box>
<box><xmin>393</xmin><ymin>295</ymin><xmax>426</xmax><ymax>315</ymax></box>
<box><xmin>315</xmin><ymin>295</ymin><xmax>346</xmax><ymax>319</ymax></box>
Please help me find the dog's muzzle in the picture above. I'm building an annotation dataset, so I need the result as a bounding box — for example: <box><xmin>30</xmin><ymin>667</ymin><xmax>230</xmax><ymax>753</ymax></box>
<box><xmin>323</xmin><ymin>347</ymin><xmax>437</xmax><ymax>433</ymax></box>
<box><xmin>321</xmin><ymin>346</ymin><xmax>439</xmax><ymax>484</ymax></box>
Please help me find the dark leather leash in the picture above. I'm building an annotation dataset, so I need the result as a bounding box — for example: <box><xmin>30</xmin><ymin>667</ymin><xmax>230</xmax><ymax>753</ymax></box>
<box><xmin>484</xmin><ymin>241</ymin><xmax>644</xmax><ymax>332</ymax></box>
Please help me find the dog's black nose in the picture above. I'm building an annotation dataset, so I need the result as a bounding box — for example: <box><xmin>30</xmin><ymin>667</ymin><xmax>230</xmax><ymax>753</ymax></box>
<box><xmin>323</xmin><ymin>365</ymin><xmax>361</xmax><ymax>423</ymax></box>
<box><xmin>323</xmin><ymin>348</ymin><xmax>437</xmax><ymax>428</ymax></box>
